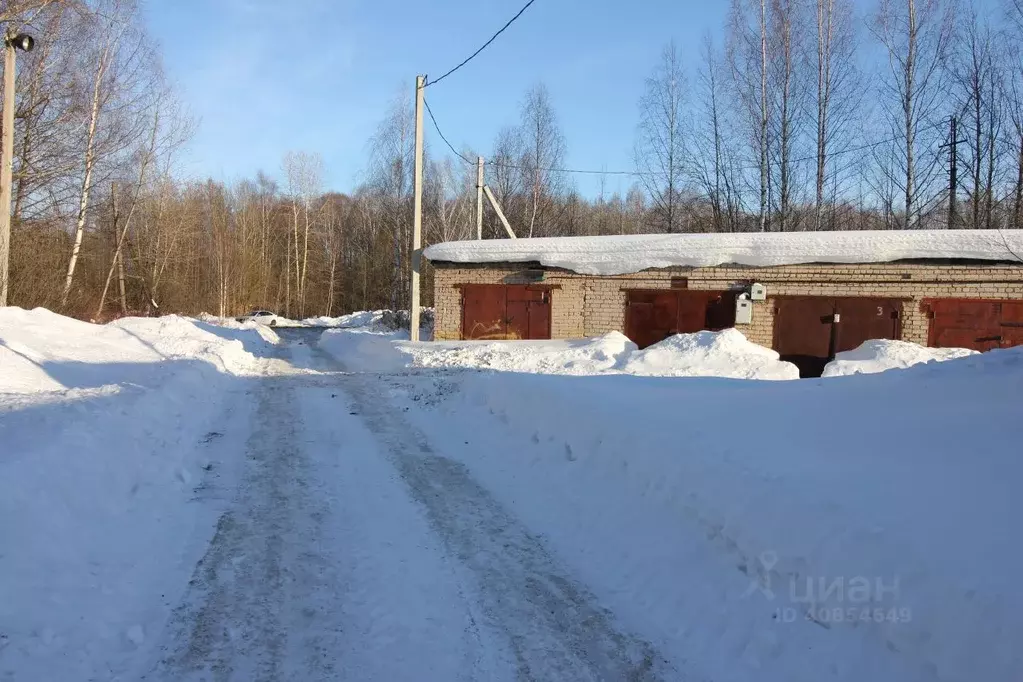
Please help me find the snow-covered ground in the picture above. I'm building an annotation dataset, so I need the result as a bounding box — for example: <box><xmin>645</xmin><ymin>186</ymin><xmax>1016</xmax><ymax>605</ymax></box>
<box><xmin>379</xmin><ymin>346</ymin><xmax>1023</xmax><ymax>682</ymax></box>
<box><xmin>822</xmin><ymin>339</ymin><xmax>978</xmax><ymax>377</ymax></box>
<box><xmin>0</xmin><ymin>308</ymin><xmax>277</xmax><ymax>680</ymax></box>
<box><xmin>4</xmin><ymin>307</ymin><xmax>1021</xmax><ymax>681</ymax></box>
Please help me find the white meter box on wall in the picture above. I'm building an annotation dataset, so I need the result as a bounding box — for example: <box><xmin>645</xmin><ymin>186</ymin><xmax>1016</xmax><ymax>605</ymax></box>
<box><xmin>735</xmin><ymin>294</ymin><xmax>753</xmax><ymax>325</ymax></box>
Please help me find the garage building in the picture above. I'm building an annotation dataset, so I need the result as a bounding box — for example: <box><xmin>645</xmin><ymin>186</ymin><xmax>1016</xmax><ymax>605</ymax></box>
<box><xmin>423</xmin><ymin>230</ymin><xmax>1023</xmax><ymax>377</ymax></box>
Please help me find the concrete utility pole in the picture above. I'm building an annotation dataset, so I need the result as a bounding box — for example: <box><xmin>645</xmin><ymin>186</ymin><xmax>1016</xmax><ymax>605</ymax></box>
<box><xmin>0</xmin><ymin>31</ymin><xmax>33</xmax><ymax>306</ymax></box>
<box><xmin>482</xmin><ymin>185</ymin><xmax>517</xmax><ymax>239</ymax></box>
<box><xmin>410</xmin><ymin>75</ymin><xmax>425</xmax><ymax>342</ymax></box>
<box><xmin>476</xmin><ymin>156</ymin><xmax>484</xmax><ymax>240</ymax></box>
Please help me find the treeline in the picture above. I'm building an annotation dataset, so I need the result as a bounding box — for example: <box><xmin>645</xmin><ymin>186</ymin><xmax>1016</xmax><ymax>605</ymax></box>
<box><xmin>4</xmin><ymin>0</ymin><xmax>1023</xmax><ymax>319</ymax></box>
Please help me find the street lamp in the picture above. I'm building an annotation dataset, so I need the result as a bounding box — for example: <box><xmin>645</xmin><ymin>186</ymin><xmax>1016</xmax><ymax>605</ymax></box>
<box><xmin>0</xmin><ymin>30</ymin><xmax>34</xmax><ymax>306</ymax></box>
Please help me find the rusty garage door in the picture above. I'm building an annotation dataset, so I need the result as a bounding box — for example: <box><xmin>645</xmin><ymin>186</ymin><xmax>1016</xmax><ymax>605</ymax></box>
<box><xmin>923</xmin><ymin>299</ymin><xmax>1023</xmax><ymax>351</ymax></box>
<box><xmin>461</xmin><ymin>284</ymin><xmax>551</xmax><ymax>340</ymax></box>
<box><xmin>625</xmin><ymin>290</ymin><xmax>737</xmax><ymax>349</ymax></box>
<box><xmin>774</xmin><ymin>297</ymin><xmax>902</xmax><ymax>378</ymax></box>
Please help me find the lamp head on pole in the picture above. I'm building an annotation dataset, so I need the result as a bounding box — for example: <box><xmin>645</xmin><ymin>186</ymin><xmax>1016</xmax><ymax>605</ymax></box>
<box><xmin>6</xmin><ymin>34</ymin><xmax>34</xmax><ymax>52</ymax></box>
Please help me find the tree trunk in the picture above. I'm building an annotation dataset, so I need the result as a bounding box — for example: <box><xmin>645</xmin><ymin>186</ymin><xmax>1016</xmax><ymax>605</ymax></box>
<box><xmin>760</xmin><ymin>0</ymin><xmax>770</xmax><ymax>232</ymax></box>
<box><xmin>62</xmin><ymin>40</ymin><xmax>112</xmax><ymax>308</ymax></box>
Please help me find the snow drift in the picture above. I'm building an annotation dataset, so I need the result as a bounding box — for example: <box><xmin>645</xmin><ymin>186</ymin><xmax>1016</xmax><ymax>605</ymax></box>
<box><xmin>621</xmin><ymin>328</ymin><xmax>799</xmax><ymax>380</ymax></box>
<box><xmin>2</xmin><ymin>308</ymin><xmax>275</xmax><ymax>393</ymax></box>
<box><xmin>822</xmin><ymin>339</ymin><xmax>978</xmax><ymax>377</ymax></box>
<box><xmin>424</xmin><ymin>229</ymin><xmax>1023</xmax><ymax>275</ymax></box>
<box><xmin>321</xmin><ymin>326</ymin><xmax>800</xmax><ymax>380</ymax></box>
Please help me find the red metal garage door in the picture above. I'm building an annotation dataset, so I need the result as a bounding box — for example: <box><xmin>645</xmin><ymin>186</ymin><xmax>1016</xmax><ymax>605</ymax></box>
<box><xmin>773</xmin><ymin>298</ymin><xmax>837</xmax><ymax>378</ymax></box>
<box><xmin>923</xmin><ymin>299</ymin><xmax>1023</xmax><ymax>351</ymax></box>
<box><xmin>774</xmin><ymin>297</ymin><xmax>902</xmax><ymax>377</ymax></box>
<box><xmin>625</xmin><ymin>290</ymin><xmax>737</xmax><ymax>349</ymax></box>
<box><xmin>834</xmin><ymin>298</ymin><xmax>902</xmax><ymax>353</ymax></box>
<box><xmin>461</xmin><ymin>284</ymin><xmax>551</xmax><ymax>340</ymax></box>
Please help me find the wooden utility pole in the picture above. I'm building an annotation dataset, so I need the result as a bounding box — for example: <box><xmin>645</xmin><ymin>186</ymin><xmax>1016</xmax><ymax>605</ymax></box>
<box><xmin>410</xmin><ymin>75</ymin><xmax>425</xmax><ymax>342</ymax></box>
<box><xmin>0</xmin><ymin>39</ymin><xmax>16</xmax><ymax>306</ymax></box>
<box><xmin>476</xmin><ymin>156</ymin><xmax>484</xmax><ymax>240</ymax></box>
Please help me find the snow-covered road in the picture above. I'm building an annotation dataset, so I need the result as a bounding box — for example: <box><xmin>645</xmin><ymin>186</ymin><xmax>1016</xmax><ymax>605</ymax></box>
<box><xmin>144</xmin><ymin>330</ymin><xmax>673</xmax><ymax>681</ymax></box>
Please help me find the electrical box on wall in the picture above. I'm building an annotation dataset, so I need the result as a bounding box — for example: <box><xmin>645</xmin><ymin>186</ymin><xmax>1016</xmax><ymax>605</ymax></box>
<box><xmin>750</xmin><ymin>283</ymin><xmax>767</xmax><ymax>301</ymax></box>
<box><xmin>735</xmin><ymin>294</ymin><xmax>753</xmax><ymax>325</ymax></box>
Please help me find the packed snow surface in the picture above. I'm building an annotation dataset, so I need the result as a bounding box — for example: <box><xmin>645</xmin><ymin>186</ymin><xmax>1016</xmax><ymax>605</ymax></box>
<box><xmin>424</xmin><ymin>229</ymin><xmax>1023</xmax><ymax>275</ymax></box>
<box><xmin>383</xmin><ymin>345</ymin><xmax>1023</xmax><ymax>682</ymax></box>
<box><xmin>321</xmin><ymin>326</ymin><xmax>800</xmax><ymax>379</ymax></box>
<box><xmin>823</xmin><ymin>339</ymin><xmax>978</xmax><ymax>377</ymax></box>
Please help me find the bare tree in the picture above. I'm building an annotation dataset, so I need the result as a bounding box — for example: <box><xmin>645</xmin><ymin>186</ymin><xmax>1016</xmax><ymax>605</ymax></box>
<box><xmin>692</xmin><ymin>36</ymin><xmax>733</xmax><ymax>232</ymax></box>
<box><xmin>730</xmin><ymin>0</ymin><xmax>773</xmax><ymax>231</ymax></box>
<box><xmin>872</xmin><ymin>0</ymin><xmax>956</xmax><ymax>228</ymax></box>
<box><xmin>812</xmin><ymin>0</ymin><xmax>860</xmax><ymax>230</ymax></box>
<box><xmin>61</xmin><ymin>4</ymin><xmax>124</xmax><ymax>306</ymax></box>
<box><xmin>769</xmin><ymin>0</ymin><xmax>808</xmax><ymax>231</ymax></box>
<box><xmin>953</xmin><ymin>6</ymin><xmax>1003</xmax><ymax>229</ymax></box>
<box><xmin>635</xmin><ymin>42</ymin><xmax>690</xmax><ymax>233</ymax></box>
<box><xmin>517</xmin><ymin>84</ymin><xmax>566</xmax><ymax>238</ymax></box>
<box><xmin>283</xmin><ymin>150</ymin><xmax>323</xmax><ymax>316</ymax></box>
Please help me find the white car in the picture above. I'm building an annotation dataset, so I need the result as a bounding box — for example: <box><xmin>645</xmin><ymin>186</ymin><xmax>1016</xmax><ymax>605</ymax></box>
<box><xmin>236</xmin><ymin>310</ymin><xmax>279</xmax><ymax>327</ymax></box>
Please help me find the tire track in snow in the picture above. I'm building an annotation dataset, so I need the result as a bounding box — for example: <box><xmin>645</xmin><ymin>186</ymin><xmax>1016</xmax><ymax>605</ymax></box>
<box><xmin>328</xmin><ymin>346</ymin><xmax>676</xmax><ymax>681</ymax></box>
<box><xmin>144</xmin><ymin>349</ymin><xmax>342</xmax><ymax>682</ymax></box>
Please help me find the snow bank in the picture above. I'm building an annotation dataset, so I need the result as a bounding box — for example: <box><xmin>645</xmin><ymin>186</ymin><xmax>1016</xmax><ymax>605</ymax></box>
<box><xmin>622</xmin><ymin>328</ymin><xmax>799</xmax><ymax>380</ymax></box>
<box><xmin>0</xmin><ymin>308</ymin><xmax>272</xmax><ymax>679</ymax></box>
<box><xmin>424</xmin><ymin>229</ymin><xmax>1023</xmax><ymax>275</ymax></box>
<box><xmin>321</xmin><ymin>326</ymin><xmax>800</xmax><ymax>380</ymax></box>
<box><xmin>407</xmin><ymin>347</ymin><xmax>1023</xmax><ymax>682</ymax></box>
<box><xmin>1</xmin><ymin>308</ymin><xmax>275</xmax><ymax>393</ymax></box>
<box><xmin>823</xmin><ymin>339</ymin><xmax>978</xmax><ymax>377</ymax></box>
<box><xmin>301</xmin><ymin>310</ymin><xmax>388</xmax><ymax>328</ymax></box>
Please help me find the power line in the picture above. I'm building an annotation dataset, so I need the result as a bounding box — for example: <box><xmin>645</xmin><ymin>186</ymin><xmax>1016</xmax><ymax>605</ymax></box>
<box><xmin>426</xmin><ymin>94</ymin><xmax>949</xmax><ymax>179</ymax></box>
<box><xmin>487</xmin><ymin>160</ymin><xmax>656</xmax><ymax>176</ymax></box>
<box><xmin>482</xmin><ymin>119</ymin><xmax>951</xmax><ymax>177</ymax></box>
<box><xmin>425</xmin><ymin>0</ymin><xmax>538</xmax><ymax>87</ymax></box>
<box><xmin>424</xmin><ymin>98</ymin><xmax>475</xmax><ymax>166</ymax></box>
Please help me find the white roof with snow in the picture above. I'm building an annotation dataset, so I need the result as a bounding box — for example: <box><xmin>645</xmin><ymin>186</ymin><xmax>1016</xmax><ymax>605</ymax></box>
<box><xmin>423</xmin><ymin>229</ymin><xmax>1023</xmax><ymax>275</ymax></box>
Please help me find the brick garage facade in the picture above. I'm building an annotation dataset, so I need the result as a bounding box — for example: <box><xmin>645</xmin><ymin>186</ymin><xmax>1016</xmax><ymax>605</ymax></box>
<box><xmin>430</xmin><ymin>261</ymin><xmax>1023</xmax><ymax>346</ymax></box>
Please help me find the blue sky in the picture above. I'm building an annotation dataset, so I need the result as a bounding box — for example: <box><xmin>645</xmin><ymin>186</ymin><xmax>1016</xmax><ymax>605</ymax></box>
<box><xmin>143</xmin><ymin>0</ymin><xmax>1004</xmax><ymax>197</ymax></box>
<box><xmin>142</xmin><ymin>0</ymin><xmax>733</xmax><ymax>196</ymax></box>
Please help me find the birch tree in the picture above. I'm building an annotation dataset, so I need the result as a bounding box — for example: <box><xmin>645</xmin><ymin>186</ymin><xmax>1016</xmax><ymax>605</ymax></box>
<box><xmin>517</xmin><ymin>84</ymin><xmax>566</xmax><ymax>238</ymax></box>
<box><xmin>953</xmin><ymin>7</ymin><xmax>1003</xmax><ymax>229</ymax></box>
<box><xmin>635</xmin><ymin>42</ymin><xmax>690</xmax><ymax>233</ymax></box>
<box><xmin>61</xmin><ymin>8</ymin><xmax>122</xmax><ymax>306</ymax></box>
<box><xmin>872</xmin><ymin>0</ymin><xmax>956</xmax><ymax>228</ymax></box>
<box><xmin>730</xmin><ymin>0</ymin><xmax>772</xmax><ymax>230</ymax></box>
<box><xmin>812</xmin><ymin>0</ymin><xmax>860</xmax><ymax>230</ymax></box>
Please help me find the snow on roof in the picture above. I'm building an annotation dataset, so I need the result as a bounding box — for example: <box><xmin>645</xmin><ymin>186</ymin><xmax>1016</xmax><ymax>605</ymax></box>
<box><xmin>423</xmin><ymin>229</ymin><xmax>1023</xmax><ymax>275</ymax></box>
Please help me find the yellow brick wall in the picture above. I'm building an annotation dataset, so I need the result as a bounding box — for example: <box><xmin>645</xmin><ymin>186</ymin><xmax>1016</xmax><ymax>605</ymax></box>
<box><xmin>431</xmin><ymin>262</ymin><xmax>1023</xmax><ymax>345</ymax></box>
